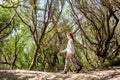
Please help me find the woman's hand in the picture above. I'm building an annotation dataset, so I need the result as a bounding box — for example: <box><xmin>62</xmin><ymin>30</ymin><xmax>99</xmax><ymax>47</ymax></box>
<box><xmin>57</xmin><ymin>51</ymin><xmax>64</xmax><ymax>55</ymax></box>
<box><xmin>60</xmin><ymin>50</ymin><xmax>64</xmax><ymax>53</ymax></box>
<box><xmin>59</xmin><ymin>50</ymin><xmax>65</xmax><ymax>54</ymax></box>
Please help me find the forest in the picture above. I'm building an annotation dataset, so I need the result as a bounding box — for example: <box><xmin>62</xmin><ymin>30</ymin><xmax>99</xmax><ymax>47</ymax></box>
<box><xmin>0</xmin><ymin>0</ymin><xmax>120</xmax><ymax>72</ymax></box>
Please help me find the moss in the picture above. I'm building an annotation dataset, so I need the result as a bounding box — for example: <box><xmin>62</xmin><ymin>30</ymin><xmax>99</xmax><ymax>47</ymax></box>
<box><xmin>103</xmin><ymin>57</ymin><xmax>120</xmax><ymax>67</ymax></box>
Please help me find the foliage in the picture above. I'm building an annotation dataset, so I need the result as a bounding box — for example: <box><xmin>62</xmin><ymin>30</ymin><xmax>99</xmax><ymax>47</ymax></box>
<box><xmin>0</xmin><ymin>0</ymin><xmax>120</xmax><ymax>71</ymax></box>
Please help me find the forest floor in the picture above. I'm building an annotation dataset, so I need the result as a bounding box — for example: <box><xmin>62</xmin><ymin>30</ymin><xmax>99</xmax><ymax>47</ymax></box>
<box><xmin>0</xmin><ymin>66</ymin><xmax>120</xmax><ymax>80</ymax></box>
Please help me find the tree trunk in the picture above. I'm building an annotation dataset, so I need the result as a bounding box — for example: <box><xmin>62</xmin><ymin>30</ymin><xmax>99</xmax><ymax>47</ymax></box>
<box><xmin>29</xmin><ymin>47</ymin><xmax>39</xmax><ymax>70</ymax></box>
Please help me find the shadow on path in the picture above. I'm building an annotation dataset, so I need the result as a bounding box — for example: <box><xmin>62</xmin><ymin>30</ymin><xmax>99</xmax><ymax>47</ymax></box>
<box><xmin>101</xmin><ymin>72</ymin><xmax>120</xmax><ymax>80</ymax></box>
<box><xmin>0</xmin><ymin>70</ymin><xmax>35</xmax><ymax>80</ymax></box>
<box><xmin>0</xmin><ymin>67</ymin><xmax>120</xmax><ymax>80</ymax></box>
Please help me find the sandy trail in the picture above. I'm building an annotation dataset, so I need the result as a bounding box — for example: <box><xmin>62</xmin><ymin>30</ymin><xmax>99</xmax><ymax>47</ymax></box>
<box><xmin>0</xmin><ymin>67</ymin><xmax>120</xmax><ymax>80</ymax></box>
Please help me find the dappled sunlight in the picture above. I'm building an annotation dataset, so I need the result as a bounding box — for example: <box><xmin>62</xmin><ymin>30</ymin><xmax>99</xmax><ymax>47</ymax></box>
<box><xmin>0</xmin><ymin>0</ymin><xmax>120</xmax><ymax>80</ymax></box>
<box><xmin>0</xmin><ymin>67</ymin><xmax>120</xmax><ymax>80</ymax></box>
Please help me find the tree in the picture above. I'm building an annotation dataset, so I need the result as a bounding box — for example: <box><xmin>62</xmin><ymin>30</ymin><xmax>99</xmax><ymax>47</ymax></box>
<box><xmin>68</xmin><ymin>0</ymin><xmax>119</xmax><ymax>65</ymax></box>
<box><xmin>0</xmin><ymin>0</ymin><xmax>119</xmax><ymax>71</ymax></box>
<box><xmin>12</xmin><ymin>0</ymin><xmax>65</xmax><ymax>70</ymax></box>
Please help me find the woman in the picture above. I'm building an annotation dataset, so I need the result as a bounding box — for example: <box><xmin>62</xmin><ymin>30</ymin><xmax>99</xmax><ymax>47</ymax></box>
<box><xmin>60</xmin><ymin>33</ymin><xmax>81</xmax><ymax>74</ymax></box>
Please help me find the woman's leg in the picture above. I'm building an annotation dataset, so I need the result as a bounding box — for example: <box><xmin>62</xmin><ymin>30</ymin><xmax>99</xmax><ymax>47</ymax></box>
<box><xmin>70</xmin><ymin>57</ymin><xmax>80</xmax><ymax>69</ymax></box>
<box><xmin>63</xmin><ymin>56</ymin><xmax>70</xmax><ymax>72</ymax></box>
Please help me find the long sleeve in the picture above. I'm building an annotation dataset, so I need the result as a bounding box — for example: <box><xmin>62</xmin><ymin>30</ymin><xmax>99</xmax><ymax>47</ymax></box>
<box><xmin>61</xmin><ymin>48</ymin><xmax>67</xmax><ymax>53</ymax></box>
<box><xmin>69</xmin><ymin>39</ymin><xmax>73</xmax><ymax>50</ymax></box>
<box><xmin>61</xmin><ymin>39</ymin><xmax>75</xmax><ymax>54</ymax></box>
<box><xmin>67</xmin><ymin>39</ymin><xmax>75</xmax><ymax>54</ymax></box>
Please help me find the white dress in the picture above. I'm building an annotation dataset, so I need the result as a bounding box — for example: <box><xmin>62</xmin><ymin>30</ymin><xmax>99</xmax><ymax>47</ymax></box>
<box><xmin>62</xmin><ymin>39</ymin><xmax>75</xmax><ymax>55</ymax></box>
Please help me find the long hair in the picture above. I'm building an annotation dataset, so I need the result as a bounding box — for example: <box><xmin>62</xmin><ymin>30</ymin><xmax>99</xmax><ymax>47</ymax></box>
<box><xmin>67</xmin><ymin>33</ymin><xmax>74</xmax><ymax>42</ymax></box>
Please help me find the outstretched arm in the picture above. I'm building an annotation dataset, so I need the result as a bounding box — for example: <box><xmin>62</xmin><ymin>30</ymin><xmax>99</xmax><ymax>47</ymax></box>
<box><xmin>60</xmin><ymin>48</ymin><xmax>67</xmax><ymax>53</ymax></box>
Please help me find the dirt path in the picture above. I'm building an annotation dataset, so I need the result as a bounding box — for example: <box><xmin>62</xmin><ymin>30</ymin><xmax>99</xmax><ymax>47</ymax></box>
<box><xmin>0</xmin><ymin>67</ymin><xmax>120</xmax><ymax>80</ymax></box>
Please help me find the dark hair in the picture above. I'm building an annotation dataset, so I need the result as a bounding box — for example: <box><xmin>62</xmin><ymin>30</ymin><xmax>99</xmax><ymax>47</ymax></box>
<box><xmin>67</xmin><ymin>33</ymin><xmax>74</xmax><ymax>41</ymax></box>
